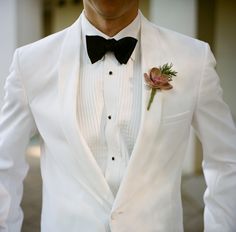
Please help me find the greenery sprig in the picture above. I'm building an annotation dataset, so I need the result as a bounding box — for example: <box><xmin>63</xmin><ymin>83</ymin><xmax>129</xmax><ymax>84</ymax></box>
<box><xmin>159</xmin><ymin>63</ymin><xmax>177</xmax><ymax>80</ymax></box>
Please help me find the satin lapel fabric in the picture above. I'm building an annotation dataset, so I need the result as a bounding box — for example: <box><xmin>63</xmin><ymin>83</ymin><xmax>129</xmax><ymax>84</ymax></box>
<box><xmin>111</xmin><ymin>14</ymin><xmax>165</xmax><ymax>212</ymax></box>
<box><xmin>58</xmin><ymin>16</ymin><xmax>115</xmax><ymax>209</ymax></box>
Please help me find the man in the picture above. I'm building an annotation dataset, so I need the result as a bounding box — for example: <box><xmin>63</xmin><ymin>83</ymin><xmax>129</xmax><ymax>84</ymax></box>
<box><xmin>0</xmin><ymin>0</ymin><xmax>236</xmax><ymax>231</ymax></box>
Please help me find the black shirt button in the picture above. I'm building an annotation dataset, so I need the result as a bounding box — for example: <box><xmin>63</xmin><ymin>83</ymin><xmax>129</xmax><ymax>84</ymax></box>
<box><xmin>109</xmin><ymin>71</ymin><xmax>113</xmax><ymax>75</ymax></box>
<box><xmin>108</xmin><ymin>115</ymin><xmax>112</xmax><ymax>120</ymax></box>
<box><xmin>112</xmin><ymin>157</ymin><xmax>115</xmax><ymax>161</ymax></box>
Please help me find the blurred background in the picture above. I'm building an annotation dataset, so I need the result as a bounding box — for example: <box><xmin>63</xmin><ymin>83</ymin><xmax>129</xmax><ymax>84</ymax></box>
<box><xmin>0</xmin><ymin>0</ymin><xmax>235</xmax><ymax>231</ymax></box>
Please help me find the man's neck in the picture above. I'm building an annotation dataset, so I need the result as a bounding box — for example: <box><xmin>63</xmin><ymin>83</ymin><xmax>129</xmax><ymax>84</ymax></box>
<box><xmin>84</xmin><ymin>9</ymin><xmax>138</xmax><ymax>37</ymax></box>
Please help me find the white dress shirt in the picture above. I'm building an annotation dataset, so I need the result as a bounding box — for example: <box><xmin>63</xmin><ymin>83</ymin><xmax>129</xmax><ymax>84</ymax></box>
<box><xmin>78</xmin><ymin>12</ymin><xmax>142</xmax><ymax>196</ymax></box>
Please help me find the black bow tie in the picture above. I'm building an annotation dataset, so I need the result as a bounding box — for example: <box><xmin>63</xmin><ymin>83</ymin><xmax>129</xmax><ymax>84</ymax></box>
<box><xmin>86</xmin><ymin>35</ymin><xmax>137</xmax><ymax>64</ymax></box>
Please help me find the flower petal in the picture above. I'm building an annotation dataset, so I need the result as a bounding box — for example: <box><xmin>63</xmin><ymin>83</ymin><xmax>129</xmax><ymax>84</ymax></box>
<box><xmin>150</xmin><ymin>68</ymin><xmax>161</xmax><ymax>79</ymax></box>
<box><xmin>160</xmin><ymin>83</ymin><xmax>173</xmax><ymax>90</ymax></box>
<box><xmin>144</xmin><ymin>73</ymin><xmax>154</xmax><ymax>86</ymax></box>
<box><xmin>144</xmin><ymin>66</ymin><xmax>174</xmax><ymax>90</ymax></box>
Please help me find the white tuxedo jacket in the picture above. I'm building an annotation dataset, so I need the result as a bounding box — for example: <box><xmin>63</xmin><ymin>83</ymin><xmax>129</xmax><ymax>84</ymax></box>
<box><xmin>0</xmin><ymin>13</ymin><xmax>236</xmax><ymax>232</ymax></box>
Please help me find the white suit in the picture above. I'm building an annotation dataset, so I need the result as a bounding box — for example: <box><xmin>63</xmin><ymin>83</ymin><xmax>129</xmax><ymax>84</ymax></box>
<box><xmin>0</xmin><ymin>13</ymin><xmax>236</xmax><ymax>232</ymax></box>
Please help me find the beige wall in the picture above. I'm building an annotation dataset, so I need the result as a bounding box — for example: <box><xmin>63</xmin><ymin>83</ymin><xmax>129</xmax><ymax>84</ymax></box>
<box><xmin>215</xmin><ymin>0</ymin><xmax>236</xmax><ymax>120</ymax></box>
<box><xmin>52</xmin><ymin>1</ymin><xmax>83</xmax><ymax>33</ymax></box>
<box><xmin>0</xmin><ymin>0</ymin><xmax>17</xmax><ymax>107</ymax></box>
<box><xmin>149</xmin><ymin>0</ymin><xmax>197</xmax><ymax>37</ymax></box>
<box><xmin>0</xmin><ymin>0</ymin><xmax>42</xmax><ymax>108</ymax></box>
<box><xmin>17</xmin><ymin>0</ymin><xmax>43</xmax><ymax>47</ymax></box>
<box><xmin>139</xmin><ymin>0</ymin><xmax>150</xmax><ymax>18</ymax></box>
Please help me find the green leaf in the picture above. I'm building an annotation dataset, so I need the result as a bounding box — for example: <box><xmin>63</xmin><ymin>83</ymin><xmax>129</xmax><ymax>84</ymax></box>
<box><xmin>160</xmin><ymin>63</ymin><xmax>177</xmax><ymax>78</ymax></box>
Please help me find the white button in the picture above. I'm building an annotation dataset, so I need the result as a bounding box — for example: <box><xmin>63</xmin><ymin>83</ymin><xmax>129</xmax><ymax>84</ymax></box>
<box><xmin>111</xmin><ymin>213</ymin><xmax>116</xmax><ymax>220</ymax></box>
<box><xmin>111</xmin><ymin>211</ymin><xmax>123</xmax><ymax>220</ymax></box>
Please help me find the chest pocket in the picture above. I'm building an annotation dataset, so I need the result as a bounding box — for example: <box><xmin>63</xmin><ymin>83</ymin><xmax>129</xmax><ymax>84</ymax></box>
<box><xmin>161</xmin><ymin>111</ymin><xmax>191</xmax><ymax>125</ymax></box>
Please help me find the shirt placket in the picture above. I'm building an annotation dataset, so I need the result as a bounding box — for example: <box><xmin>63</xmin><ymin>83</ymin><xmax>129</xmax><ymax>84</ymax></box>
<box><xmin>103</xmin><ymin>53</ymin><xmax>122</xmax><ymax>195</ymax></box>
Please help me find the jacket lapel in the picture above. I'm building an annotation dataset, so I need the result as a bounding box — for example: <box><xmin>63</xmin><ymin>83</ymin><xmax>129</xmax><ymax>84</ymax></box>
<box><xmin>58</xmin><ymin>16</ymin><xmax>114</xmax><ymax>209</ymax></box>
<box><xmin>112</xmin><ymin>14</ymin><xmax>166</xmax><ymax>211</ymax></box>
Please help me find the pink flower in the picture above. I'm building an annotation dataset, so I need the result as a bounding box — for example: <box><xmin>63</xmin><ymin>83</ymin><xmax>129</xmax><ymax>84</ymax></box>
<box><xmin>144</xmin><ymin>64</ymin><xmax>177</xmax><ymax>111</ymax></box>
<box><xmin>144</xmin><ymin>67</ymin><xmax>173</xmax><ymax>90</ymax></box>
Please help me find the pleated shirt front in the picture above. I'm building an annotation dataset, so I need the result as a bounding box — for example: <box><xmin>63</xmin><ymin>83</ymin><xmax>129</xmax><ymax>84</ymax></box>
<box><xmin>77</xmin><ymin>12</ymin><xmax>142</xmax><ymax>196</ymax></box>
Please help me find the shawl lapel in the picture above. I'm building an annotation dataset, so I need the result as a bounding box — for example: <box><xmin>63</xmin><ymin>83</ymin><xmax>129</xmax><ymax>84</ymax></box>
<box><xmin>58</xmin><ymin>16</ymin><xmax>114</xmax><ymax>209</ymax></box>
<box><xmin>112</xmin><ymin>14</ymin><xmax>167</xmax><ymax>211</ymax></box>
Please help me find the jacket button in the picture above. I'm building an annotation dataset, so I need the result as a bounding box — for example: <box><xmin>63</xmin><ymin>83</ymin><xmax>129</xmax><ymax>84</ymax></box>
<box><xmin>111</xmin><ymin>211</ymin><xmax>123</xmax><ymax>220</ymax></box>
<box><xmin>111</xmin><ymin>213</ymin><xmax>116</xmax><ymax>220</ymax></box>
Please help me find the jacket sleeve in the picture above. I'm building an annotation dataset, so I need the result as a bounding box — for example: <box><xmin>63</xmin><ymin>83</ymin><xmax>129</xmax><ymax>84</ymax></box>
<box><xmin>0</xmin><ymin>49</ymin><xmax>38</xmax><ymax>232</ymax></box>
<box><xmin>192</xmin><ymin>44</ymin><xmax>236</xmax><ymax>231</ymax></box>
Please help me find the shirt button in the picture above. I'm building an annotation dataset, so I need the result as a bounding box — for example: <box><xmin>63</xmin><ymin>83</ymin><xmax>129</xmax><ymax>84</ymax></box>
<box><xmin>112</xmin><ymin>157</ymin><xmax>115</xmax><ymax>161</ymax></box>
<box><xmin>108</xmin><ymin>115</ymin><xmax>112</xmax><ymax>120</ymax></box>
<box><xmin>109</xmin><ymin>71</ymin><xmax>113</xmax><ymax>75</ymax></box>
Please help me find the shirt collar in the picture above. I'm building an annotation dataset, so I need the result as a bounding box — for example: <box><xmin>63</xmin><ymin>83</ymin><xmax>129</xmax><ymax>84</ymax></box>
<box><xmin>81</xmin><ymin>10</ymin><xmax>141</xmax><ymax>61</ymax></box>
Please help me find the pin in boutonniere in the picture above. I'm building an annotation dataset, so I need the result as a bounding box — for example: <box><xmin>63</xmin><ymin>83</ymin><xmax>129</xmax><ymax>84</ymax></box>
<box><xmin>144</xmin><ymin>63</ymin><xmax>177</xmax><ymax>111</ymax></box>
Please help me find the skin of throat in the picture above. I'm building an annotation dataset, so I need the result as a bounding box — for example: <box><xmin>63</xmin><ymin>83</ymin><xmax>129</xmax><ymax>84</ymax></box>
<box><xmin>83</xmin><ymin>0</ymin><xmax>139</xmax><ymax>37</ymax></box>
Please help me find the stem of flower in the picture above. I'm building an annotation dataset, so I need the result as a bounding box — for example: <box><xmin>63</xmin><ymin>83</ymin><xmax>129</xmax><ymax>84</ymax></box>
<box><xmin>147</xmin><ymin>89</ymin><xmax>157</xmax><ymax>111</ymax></box>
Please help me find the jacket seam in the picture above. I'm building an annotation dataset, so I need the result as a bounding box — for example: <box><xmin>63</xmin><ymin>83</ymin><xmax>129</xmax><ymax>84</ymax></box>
<box><xmin>14</xmin><ymin>49</ymin><xmax>38</xmax><ymax>136</ymax></box>
<box><xmin>193</xmin><ymin>42</ymin><xmax>208</xmax><ymax>121</ymax></box>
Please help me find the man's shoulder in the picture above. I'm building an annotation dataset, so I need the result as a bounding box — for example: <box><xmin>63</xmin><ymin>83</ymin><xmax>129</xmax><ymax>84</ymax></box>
<box><xmin>17</xmin><ymin>28</ymin><xmax>68</xmax><ymax>60</ymax></box>
<box><xmin>14</xmin><ymin>25</ymin><xmax>74</xmax><ymax>77</ymax></box>
<box><xmin>160</xmin><ymin>26</ymin><xmax>205</xmax><ymax>49</ymax></box>
<box><xmin>142</xmin><ymin>16</ymin><xmax>207</xmax><ymax>52</ymax></box>
<box><xmin>141</xmin><ymin>16</ymin><xmax>211</xmax><ymax>75</ymax></box>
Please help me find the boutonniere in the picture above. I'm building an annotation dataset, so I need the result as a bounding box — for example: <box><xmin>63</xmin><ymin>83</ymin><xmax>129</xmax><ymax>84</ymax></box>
<box><xmin>144</xmin><ymin>63</ymin><xmax>177</xmax><ymax>111</ymax></box>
